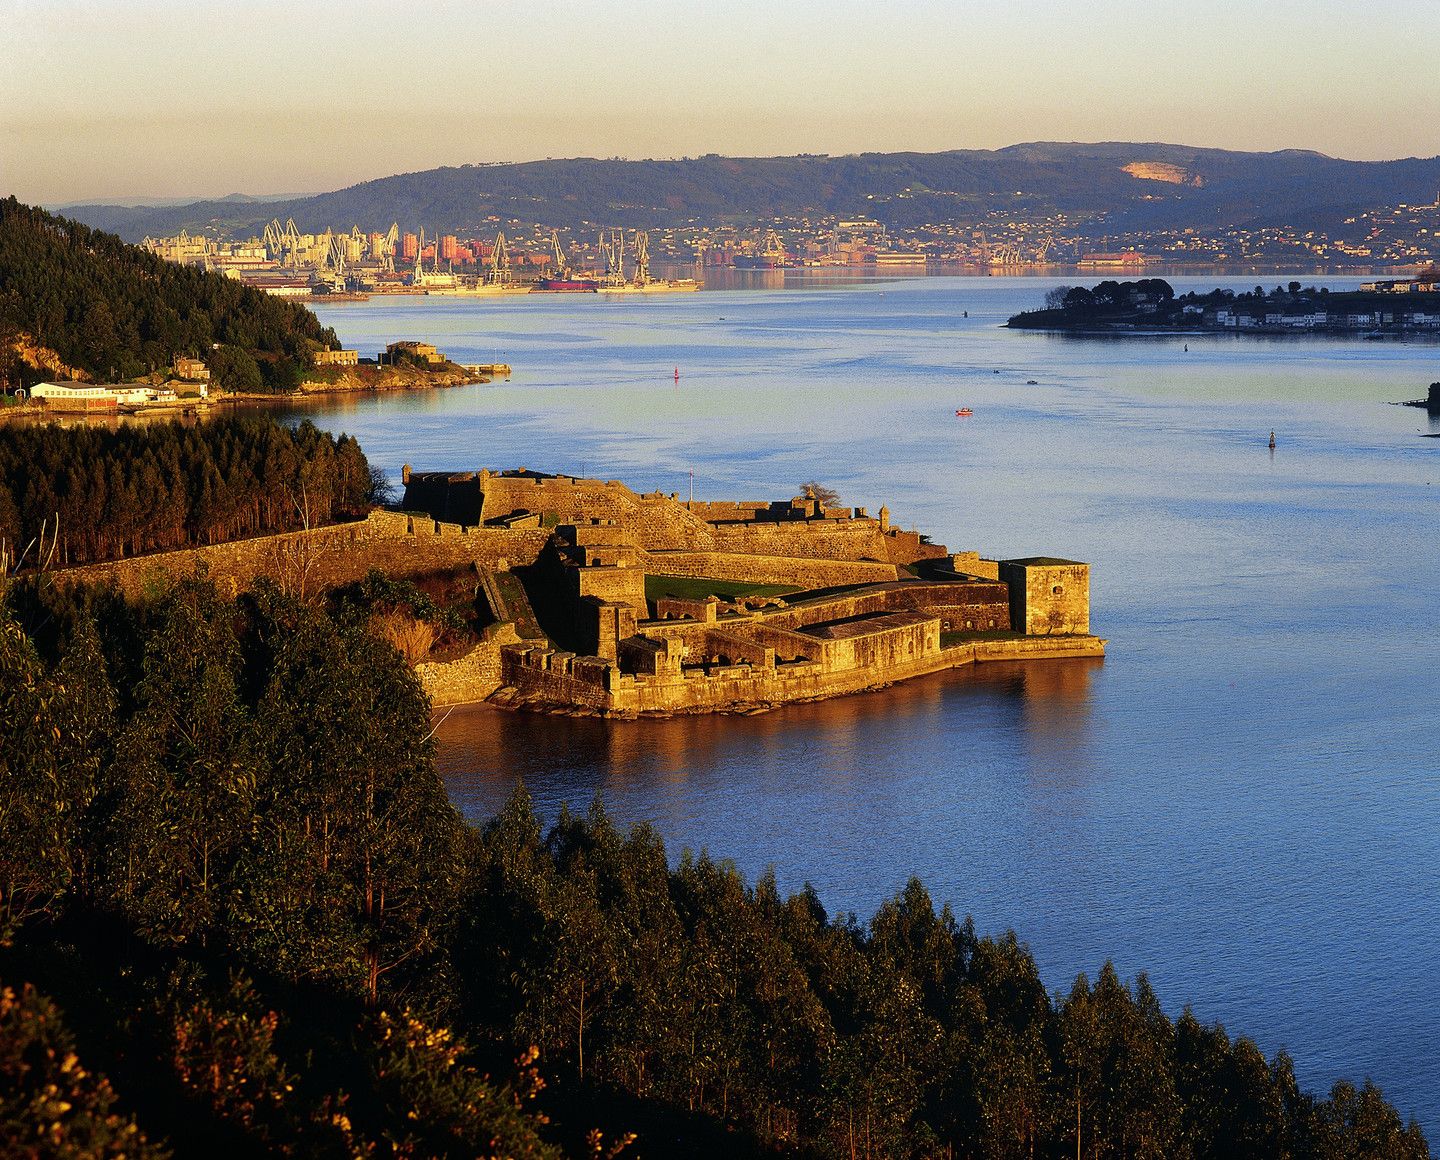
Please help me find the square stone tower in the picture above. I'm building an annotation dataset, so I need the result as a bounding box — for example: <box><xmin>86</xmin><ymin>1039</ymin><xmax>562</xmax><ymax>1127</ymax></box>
<box><xmin>999</xmin><ymin>558</ymin><xmax>1090</xmax><ymax>635</ymax></box>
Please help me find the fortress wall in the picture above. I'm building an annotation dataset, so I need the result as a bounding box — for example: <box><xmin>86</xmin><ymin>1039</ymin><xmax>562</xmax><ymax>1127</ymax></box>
<box><xmin>416</xmin><ymin>623</ymin><xmax>521</xmax><ymax>706</ymax></box>
<box><xmin>971</xmin><ymin>634</ymin><xmax>1105</xmax><ymax>662</ymax></box>
<box><xmin>923</xmin><ymin>601</ymin><xmax>1011</xmax><ymax>632</ymax></box>
<box><xmin>400</xmin><ymin>473</ymin><xmax>483</xmax><ymax>525</ymax></box>
<box><xmin>643</xmin><ymin>550</ymin><xmax>898</xmax><ymax>589</ymax></box>
<box><xmin>1000</xmin><ymin>561</ymin><xmax>1091</xmax><ymax>635</ymax></box>
<box><xmin>54</xmin><ymin>511</ymin><xmax>551</xmax><ymax>599</ymax></box>
<box><xmin>759</xmin><ymin>582</ymin><xmax>1008</xmax><ymax>633</ymax></box>
<box><xmin>700</xmin><ymin>629</ymin><xmax>776</xmax><ymax>669</ymax></box>
<box><xmin>686</xmin><ymin>501</ymin><xmax>777</xmax><ymax>522</ymax></box>
<box><xmin>491</xmin><ymin>631</ymin><xmax>1103</xmax><ymax>715</ymax></box>
<box><xmin>708</xmin><ymin>519</ymin><xmax>892</xmax><ymax>562</ymax></box>
<box><xmin>747</xmin><ymin>623</ymin><xmax>828</xmax><ymax>663</ymax></box>
<box><xmin>501</xmin><ymin>646</ymin><xmax>615</xmax><ymax>709</ymax></box>
<box><xmin>574</xmin><ymin>564</ymin><xmax>647</xmax><ymax>612</ymax></box>
<box><xmin>826</xmin><ymin>618</ymin><xmax>939</xmax><ymax>673</ymax></box>
<box><xmin>611</xmin><ymin>644</ymin><xmax>955</xmax><ymax>713</ymax></box>
<box><xmin>883</xmin><ymin>527</ymin><xmax>949</xmax><ymax>565</ymax></box>
<box><xmin>482</xmin><ymin>475</ymin><xmax>638</xmax><ymax>525</ymax></box>
<box><xmin>632</xmin><ymin>498</ymin><xmax>720</xmax><ymax>551</ymax></box>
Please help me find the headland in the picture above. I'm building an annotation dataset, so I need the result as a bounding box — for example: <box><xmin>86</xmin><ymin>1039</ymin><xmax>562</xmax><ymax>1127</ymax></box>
<box><xmin>53</xmin><ymin>466</ymin><xmax>1102</xmax><ymax>717</ymax></box>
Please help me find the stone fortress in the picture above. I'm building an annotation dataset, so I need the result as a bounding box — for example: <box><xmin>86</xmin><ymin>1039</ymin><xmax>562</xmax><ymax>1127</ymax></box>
<box><xmin>399</xmin><ymin>467</ymin><xmax>1104</xmax><ymax>716</ymax></box>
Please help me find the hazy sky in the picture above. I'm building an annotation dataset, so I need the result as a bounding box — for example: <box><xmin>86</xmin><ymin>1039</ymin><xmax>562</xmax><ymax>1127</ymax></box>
<box><xmin>4</xmin><ymin>0</ymin><xmax>1437</xmax><ymax>205</ymax></box>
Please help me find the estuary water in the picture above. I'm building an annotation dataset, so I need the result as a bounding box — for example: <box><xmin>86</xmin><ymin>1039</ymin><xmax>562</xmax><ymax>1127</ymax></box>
<box><xmin>308</xmin><ymin>276</ymin><xmax>1440</xmax><ymax>1133</ymax></box>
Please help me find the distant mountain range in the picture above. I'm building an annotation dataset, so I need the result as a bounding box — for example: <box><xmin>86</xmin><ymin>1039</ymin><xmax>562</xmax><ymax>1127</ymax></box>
<box><xmin>58</xmin><ymin>142</ymin><xmax>1440</xmax><ymax>241</ymax></box>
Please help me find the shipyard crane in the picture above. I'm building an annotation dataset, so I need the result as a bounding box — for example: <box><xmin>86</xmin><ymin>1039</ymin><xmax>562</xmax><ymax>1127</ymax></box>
<box><xmin>549</xmin><ymin>230</ymin><xmax>569</xmax><ymax>278</ymax></box>
<box><xmin>597</xmin><ymin>229</ymin><xmax>627</xmax><ymax>285</ymax></box>
<box><xmin>325</xmin><ymin>232</ymin><xmax>346</xmax><ymax>275</ymax></box>
<box><xmin>759</xmin><ymin>229</ymin><xmax>786</xmax><ymax>262</ymax></box>
<box><xmin>597</xmin><ymin>231</ymin><xmax>615</xmax><ymax>280</ymax></box>
<box><xmin>487</xmin><ymin>231</ymin><xmax>511</xmax><ymax>283</ymax></box>
<box><xmin>1035</xmin><ymin>235</ymin><xmax>1053</xmax><ymax>263</ymax></box>
<box><xmin>611</xmin><ymin>228</ymin><xmax>626</xmax><ymax>283</ymax></box>
<box><xmin>971</xmin><ymin>229</ymin><xmax>991</xmax><ymax>265</ymax></box>
<box><xmin>380</xmin><ymin>222</ymin><xmax>399</xmax><ymax>271</ymax></box>
<box><xmin>632</xmin><ymin>230</ymin><xmax>651</xmax><ymax>285</ymax></box>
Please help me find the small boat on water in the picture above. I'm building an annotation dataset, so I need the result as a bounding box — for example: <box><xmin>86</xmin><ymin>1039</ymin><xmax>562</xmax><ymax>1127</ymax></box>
<box><xmin>955</xmin><ymin>408</ymin><xmax>973</xmax><ymax>417</ymax></box>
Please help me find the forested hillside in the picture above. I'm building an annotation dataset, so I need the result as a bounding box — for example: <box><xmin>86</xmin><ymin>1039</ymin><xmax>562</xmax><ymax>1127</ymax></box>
<box><xmin>62</xmin><ymin>142</ymin><xmax>1440</xmax><ymax>240</ymax></box>
<box><xmin>0</xmin><ymin>197</ymin><xmax>336</xmax><ymax>391</ymax></box>
<box><xmin>0</xmin><ymin>573</ymin><xmax>1428</xmax><ymax>1158</ymax></box>
<box><xmin>0</xmin><ymin>416</ymin><xmax>377</xmax><ymax>566</ymax></box>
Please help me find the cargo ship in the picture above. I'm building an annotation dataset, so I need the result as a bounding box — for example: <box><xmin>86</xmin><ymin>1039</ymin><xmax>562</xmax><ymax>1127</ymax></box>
<box><xmin>530</xmin><ymin>278</ymin><xmax>599</xmax><ymax>293</ymax></box>
<box><xmin>597</xmin><ymin>278</ymin><xmax>702</xmax><ymax>293</ymax></box>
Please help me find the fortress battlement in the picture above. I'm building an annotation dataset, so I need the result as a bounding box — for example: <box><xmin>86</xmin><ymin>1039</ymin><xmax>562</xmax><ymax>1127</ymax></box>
<box><xmin>398</xmin><ymin>468</ymin><xmax>1103</xmax><ymax>716</ymax></box>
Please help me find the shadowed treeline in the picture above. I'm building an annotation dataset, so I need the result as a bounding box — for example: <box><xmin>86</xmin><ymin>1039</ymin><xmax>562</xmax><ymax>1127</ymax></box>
<box><xmin>0</xmin><ymin>575</ymin><xmax>1429</xmax><ymax>1158</ymax></box>
<box><xmin>0</xmin><ymin>416</ymin><xmax>378</xmax><ymax>566</ymax></box>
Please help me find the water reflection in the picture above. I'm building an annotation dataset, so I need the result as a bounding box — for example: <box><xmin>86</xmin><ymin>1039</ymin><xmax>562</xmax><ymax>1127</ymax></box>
<box><xmin>435</xmin><ymin>656</ymin><xmax>1101</xmax><ymax>830</ymax></box>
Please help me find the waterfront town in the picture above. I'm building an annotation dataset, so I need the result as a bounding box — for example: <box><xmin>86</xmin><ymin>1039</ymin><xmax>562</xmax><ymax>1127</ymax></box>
<box><xmin>139</xmin><ymin>189</ymin><xmax>1440</xmax><ymax>298</ymax></box>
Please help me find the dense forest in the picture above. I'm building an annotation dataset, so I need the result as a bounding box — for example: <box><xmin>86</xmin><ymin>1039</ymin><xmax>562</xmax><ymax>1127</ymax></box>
<box><xmin>0</xmin><ymin>197</ymin><xmax>336</xmax><ymax>392</ymax></box>
<box><xmin>61</xmin><ymin>143</ymin><xmax>1440</xmax><ymax>239</ymax></box>
<box><xmin>0</xmin><ymin>574</ymin><xmax>1428</xmax><ymax>1158</ymax></box>
<box><xmin>0</xmin><ymin>416</ymin><xmax>378</xmax><ymax>567</ymax></box>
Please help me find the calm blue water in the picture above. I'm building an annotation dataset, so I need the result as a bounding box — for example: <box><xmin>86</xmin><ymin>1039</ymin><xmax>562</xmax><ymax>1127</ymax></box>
<box><xmin>307</xmin><ymin>277</ymin><xmax>1440</xmax><ymax>1133</ymax></box>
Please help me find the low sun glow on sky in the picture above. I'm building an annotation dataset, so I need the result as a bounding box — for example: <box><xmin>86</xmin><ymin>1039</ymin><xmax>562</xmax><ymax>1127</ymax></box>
<box><xmin>3</xmin><ymin>0</ymin><xmax>1436</xmax><ymax>205</ymax></box>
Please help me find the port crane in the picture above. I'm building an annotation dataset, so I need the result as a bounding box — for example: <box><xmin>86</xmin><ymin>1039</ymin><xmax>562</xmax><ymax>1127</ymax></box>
<box><xmin>597</xmin><ymin>229</ymin><xmax>626</xmax><ymax>285</ymax></box>
<box><xmin>324</xmin><ymin>232</ymin><xmax>346</xmax><ymax>276</ymax></box>
<box><xmin>549</xmin><ymin>230</ymin><xmax>570</xmax><ymax>278</ymax></box>
<box><xmin>486</xmin><ymin>232</ymin><xmax>511</xmax><ymax>284</ymax></box>
<box><xmin>262</xmin><ymin>217</ymin><xmax>302</xmax><ymax>261</ymax></box>
<box><xmin>632</xmin><ymin>230</ymin><xmax>651</xmax><ymax>285</ymax></box>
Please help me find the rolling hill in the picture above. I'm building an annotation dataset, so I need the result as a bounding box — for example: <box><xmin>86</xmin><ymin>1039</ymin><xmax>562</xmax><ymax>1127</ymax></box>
<box><xmin>58</xmin><ymin>142</ymin><xmax>1440</xmax><ymax>242</ymax></box>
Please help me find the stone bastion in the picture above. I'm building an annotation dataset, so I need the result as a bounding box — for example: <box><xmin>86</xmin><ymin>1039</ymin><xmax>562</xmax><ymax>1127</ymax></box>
<box><xmin>52</xmin><ymin>467</ymin><xmax>1102</xmax><ymax>717</ymax></box>
<box><xmin>398</xmin><ymin>468</ymin><xmax>1105</xmax><ymax>716</ymax></box>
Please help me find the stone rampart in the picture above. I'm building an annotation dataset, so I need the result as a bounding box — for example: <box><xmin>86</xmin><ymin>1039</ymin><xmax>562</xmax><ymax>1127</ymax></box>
<box><xmin>416</xmin><ymin>623</ymin><xmax>521</xmax><ymax>706</ymax></box>
<box><xmin>501</xmin><ymin>645</ymin><xmax>615</xmax><ymax>709</ymax></box>
<box><xmin>686</xmin><ymin>500</ymin><xmax>777</xmax><ymax>522</ymax></box>
<box><xmin>633</xmin><ymin>497</ymin><xmax>720</xmax><ymax>551</ymax></box>
<box><xmin>481</xmin><ymin>475</ymin><xmax>636</xmax><ymax>527</ymax></box>
<box><xmin>800</xmin><ymin>611</ymin><xmax>939</xmax><ymax>673</ymax></box>
<box><xmin>760</xmin><ymin>581</ymin><xmax>1011</xmax><ymax>633</ymax></box>
<box><xmin>708</xmin><ymin>518</ymin><xmax>892</xmax><ymax>563</ymax></box>
<box><xmin>54</xmin><ymin>510</ymin><xmax>551</xmax><ymax>599</ymax></box>
<box><xmin>643</xmin><ymin>550</ymin><xmax>897</xmax><ymax>589</ymax></box>
<box><xmin>496</xmin><ymin>632</ymin><xmax>1104</xmax><ymax>716</ymax></box>
<box><xmin>701</xmin><ymin>628</ymin><xmax>777</xmax><ymax>669</ymax></box>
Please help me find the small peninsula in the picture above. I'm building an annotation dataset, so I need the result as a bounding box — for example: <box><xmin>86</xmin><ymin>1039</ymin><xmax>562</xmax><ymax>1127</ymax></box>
<box><xmin>1007</xmin><ymin>275</ymin><xmax>1440</xmax><ymax>335</ymax></box>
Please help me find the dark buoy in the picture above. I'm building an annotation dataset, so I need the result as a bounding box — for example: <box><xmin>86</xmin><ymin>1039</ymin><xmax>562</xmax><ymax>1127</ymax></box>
<box><xmin>1268</xmin><ymin>430</ymin><xmax>1276</xmax><ymax>450</ymax></box>
<box><xmin>1184</xmin><ymin>343</ymin><xmax>1188</xmax><ymax>352</ymax></box>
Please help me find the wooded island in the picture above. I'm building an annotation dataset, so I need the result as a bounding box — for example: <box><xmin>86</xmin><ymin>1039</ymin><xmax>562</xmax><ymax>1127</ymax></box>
<box><xmin>1008</xmin><ymin>277</ymin><xmax>1440</xmax><ymax>335</ymax></box>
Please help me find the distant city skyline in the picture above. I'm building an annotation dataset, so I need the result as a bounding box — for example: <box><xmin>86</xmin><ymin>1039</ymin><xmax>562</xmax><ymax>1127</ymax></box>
<box><xmin>3</xmin><ymin>0</ymin><xmax>1437</xmax><ymax>206</ymax></box>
